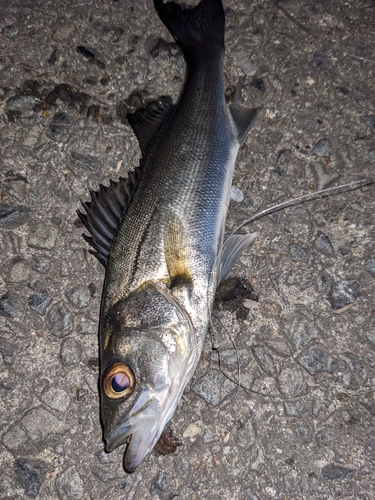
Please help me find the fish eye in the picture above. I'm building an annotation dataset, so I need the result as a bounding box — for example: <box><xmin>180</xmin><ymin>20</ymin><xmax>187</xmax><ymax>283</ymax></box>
<box><xmin>102</xmin><ymin>363</ymin><xmax>135</xmax><ymax>399</ymax></box>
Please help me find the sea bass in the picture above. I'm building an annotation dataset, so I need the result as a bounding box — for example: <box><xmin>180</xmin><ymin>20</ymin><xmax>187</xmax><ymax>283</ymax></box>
<box><xmin>79</xmin><ymin>0</ymin><xmax>257</xmax><ymax>472</ymax></box>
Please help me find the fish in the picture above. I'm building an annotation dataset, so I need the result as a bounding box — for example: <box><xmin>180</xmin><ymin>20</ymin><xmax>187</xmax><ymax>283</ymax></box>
<box><xmin>78</xmin><ymin>0</ymin><xmax>257</xmax><ymax>472</ymax></box>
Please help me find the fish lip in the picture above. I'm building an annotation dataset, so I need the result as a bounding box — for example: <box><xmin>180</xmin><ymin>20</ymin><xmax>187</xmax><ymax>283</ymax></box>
<box><xmin>104</xmin><ymin>395</ymin><xmax>155</xmax><ymax>453</ymax></box>
<box><xmin>104</xmin><ymin>421</ymin><xmax>132</xmax><ymax>453</ymax></box>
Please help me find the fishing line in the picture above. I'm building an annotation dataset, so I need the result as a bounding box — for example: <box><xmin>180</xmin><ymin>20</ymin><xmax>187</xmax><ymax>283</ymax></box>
<box><xmin>211</xmin><ymin>312</ymin><xmax>241</xmax><ymax>401</ymax></box>
<box><xmin>228</xmin><ymin>178</ymin><xmax>375</xmax><ymax>239</ymax></box>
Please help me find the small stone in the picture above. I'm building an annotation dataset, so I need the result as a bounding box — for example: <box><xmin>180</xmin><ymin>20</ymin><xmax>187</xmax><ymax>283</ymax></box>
<box><xmin>288</xmin><ymin>315</ymin><xmax>319</xmax><ymax>349</ymax></box>
<box><xmin>150</xmin><ymin>472</ymin><xmax>172</xmax><ymax>494</ymax></box>
<box><xmin>364</xmin><ymin>256</ymin><xmax>375</xmax><ymax>276</ymax></box>
<box><xmin>212</xmin><ymin>348</ymin><xmax>250</xmax><ymax>371</ymax></box>
<box><xmin>0</xmin><ymin>293</ymin><xmax>23</xmax><ymax>318</ymax></box>
<box><xmin>362</xmin><ymin>115</ymin><xmax>375</xmax><ymax>132</ymax></box>
<box><xmin>14</xmin><ymin>458</ymin><xmax>47</xmax><ymax>498</ymax></box>
<box><xmin>10</xmin><ymin>260</ymin><xmax>30</xmax><ymax>282</ymax></box>
<box><xmin>283</xmin><ymin>400</ymin><xmax>310</xmax><ymax>417</ymax></box>
<box><xmin>268</xmin><ymin>74</ymin><xmax>283</xmax><ymax>91</ymax></box>
<box><xmin>314</xmin><ymin>231</ymin><xmax>334</xmax><ymax>255</ymax></box>
<box><xmin>278</xmin><ymin>367</ymin><xmax>307</xmax><ymax>398</ymax></box>
<box><xmin>341</xmin><ymin>408</ymin><xmax>361</xmax><ymax>425</ymax></box>
<box><xmin>0</xmin><ymin>205</ymin><xmax>30</xmax><ymax>229</ymax></box>
<box><xmin>0</xmin><ymin>344</ymin><xmax>15</xmax><ymax>364</ymax></box>
<box><xmin>364</xmin><ymin>352</ymin><xmax>375</xmax><ymax>367</ymax></box>
<box><xmin>76</xmin><ymin>387</ymin><xmax>87</xmax><ymax>401</ymax></box>
<box><xmin>365</xmin><ymin>329</ymin><xmax>375</xmax><ymax>346</ymax></box>
<box><xmin>192</xmin><ymin>370</ymin><xmax>236</xmax><ymax>406</ymax></box>
<box><xmin>41</xmin><ymin>387</ymin><xmax>70</xmax><ymax>412</ymax></box>
<box><xmin>65</xmin><ymin>286</ymin><xmax>91</xmax><ymax>308</ymax></box>
<box><xmin>71</xmin><ymin>151</ymin><xmax>103</xmax><ymax>172</ymax></box>
<box><xmin>230</xmin><ymin>186</ymin><xmax>244</xmax><ymax>202</ymax></box>
<box><xmin>56</xmin><ymin>466</ymin><xmax>84</xmax><ymax>500</ymax></box>
<box><xmin>149</xmin><ymin>38</ymin><xmax>171</xmax><ymax>58</ymax></box>
<box><xmin>28</xmin><ymin>289</ymin><xmax>52</xmax><ymax>316</ymax></box>
<box><xmin>6</xmin><ymin>95</ymin><xmax>41</xmax><ymax>118</ymax></box>
<box><xmin>289</xmin><ymin>243</ymin><xmax>308</xmax><ymax>261</ymax></box>
<box><xmin>31</xmin><ymin>256</ymin><xmax>50</xmax><ymax>273</ymax></box>
<box><xmin>248</xmin><ymin>446</ymin><xmax>265</xmax><ymax>472</ymax></box>
<box><xmin>308</xmin><ymin>52</ymin><xmax>331</xmax><ymax>72</ymax></box>
<box><xmin>95</xmin><ymin>449</ymin><xmax>117</xmax><ymax>464</ymax></box>
<box><xmin>28</xmin><ymin>224</ymin><xmax>58</xmax><ymax>250</ymax></box>
<box><xmin>315</xmin><ymin>427</ymin><xmax>334</xmax><ymax>447</ymax></box>
<box><xmin>321</xmin><ymin>464</ymin><xmax>354</xmax><ymax>480</ymax></box>
<box><xmin>60</xmin><ymin>338</ymin><xmax>83</xmax><ymax>365</ymax></box>
<box><xmin>234</xmin><ymin>51</ymin><xmax>257</xmax><ymax>76</ymax></box>
<box><xmin>2</xmin><ymin>424</ymin><xmax>28</xmax><ymax>451</ymax></box>
<box><xmin>297</xmin><ymin>346</ymin><xmax>339</xmax><ymax>375</ymax></box>
<box><xmin>358</xmin><ymin>392</ymin><xmax>375</xmax><ymax>416</ymax></box>
<box><xmin>343</xmin><ymin>371</ymin><xmax>359</xmax><ymax>389</ymax></box>
<box><xmin>311</xmin><ymin>138</ymin><xmax>332</xmax><ymax>157</ymax></box>
<box><xmin>339</xmin><ymin>245</ymin><xmax>350</xmax><ymax>256</ymax></box>
<box><xmin>76</xmin><ymin>318</ymin><xmax>97</xmax><ymax>335</ymax></box>
<box><xmin>91</xmin><ymin>466</ymin><xmax>119</xmax><ymax>483</ymax></box>
<box><xmin>21</xmin><ymin>407</ymin><xmax>67</xmax><ymax>442</ymax></box>
<box><xmin>47</xmin><ymin>303</ymin><xmax>73</xmax><ymax>337</ymax></box>
<box><xmin>328</xmin><ymin>280</ymin><xmax>359</xmax><ymax>310</ymax></box>
<box><xmin>251</xmin><ymin>345</ymin><xmax>276</xmax><ymax>375</ymax></box>
<box><xmin>335</xmin><ymin>86</ymin><xmax>349</xmax><ymax>100</ymax></box>
<box><xmin>234</xmin><ymin>418</ymin><xmax>256</xmax><ymax>449</ymax></box>
<box><xmin>339</xmin><ymin>353</ymin><xmax>360</xmax><ymax>372</ymax></box>
<box><xmin>316</xmin><ymin>273</ymin><xmax>333</xmax><ymax>294</ymax></box>
<box><xmin>47</xmin><ymin>112</ymin><xmax>70</xmax><ymax>140</ymax></box>
<box><xmin>183</xmin><ymin>423</ymin><xmax>201</xmax><ymax>439</ymax></box>
<box><xmin>295</xmin><ymin>424</ymin><xmax>313</xmax><ymax>443</ymax></box>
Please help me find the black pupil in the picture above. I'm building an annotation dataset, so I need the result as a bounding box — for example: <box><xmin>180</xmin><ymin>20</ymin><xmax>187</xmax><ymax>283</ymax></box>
<box><xmin>111</xmin><ymin>373</ymin><xmax>130</xmax><ymax>393</ymax></box>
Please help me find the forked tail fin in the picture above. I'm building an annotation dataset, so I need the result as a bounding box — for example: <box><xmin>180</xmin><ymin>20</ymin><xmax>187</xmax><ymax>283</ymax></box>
<box><xmin>153</xmin><ymin>0</ymin><xmax>225</xmax><ymax>61</ymax></box>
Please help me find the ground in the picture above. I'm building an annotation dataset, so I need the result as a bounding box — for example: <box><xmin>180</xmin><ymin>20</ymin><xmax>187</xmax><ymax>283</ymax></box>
<box><xmin>0</xmin><ymin>0</ymin><xmax>375</xmax><ymax>498</ymax></box>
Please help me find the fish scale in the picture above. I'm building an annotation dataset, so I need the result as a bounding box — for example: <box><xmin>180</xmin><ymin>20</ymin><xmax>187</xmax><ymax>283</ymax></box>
<box><xmin>79</xmin><ymin>0</ymin><xmax>257</xmax><ymax>472</ymax></box>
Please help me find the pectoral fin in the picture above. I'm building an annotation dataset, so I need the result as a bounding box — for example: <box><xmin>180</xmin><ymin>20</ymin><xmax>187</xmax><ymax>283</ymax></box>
<box><xmin>219</xmin><ymin>233</ymin><xmax>257</xmax><ymax>283</ymax></box>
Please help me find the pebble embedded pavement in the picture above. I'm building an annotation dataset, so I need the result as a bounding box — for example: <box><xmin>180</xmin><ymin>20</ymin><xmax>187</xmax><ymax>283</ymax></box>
<box><xmin>0</xmin><ymin>0</ymin><xmax>374</xmax><ymax>498</ymax></box>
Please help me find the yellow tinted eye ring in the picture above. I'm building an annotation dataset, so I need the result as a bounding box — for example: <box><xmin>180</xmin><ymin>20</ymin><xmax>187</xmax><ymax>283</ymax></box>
<box><xmin>103</xmin><ymin>363</ymin><xmax>135</xmax><ymax>399</ymax></box>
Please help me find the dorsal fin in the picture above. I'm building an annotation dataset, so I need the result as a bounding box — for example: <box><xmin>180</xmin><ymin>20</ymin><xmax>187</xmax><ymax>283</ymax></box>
<box><xmin>229</xmin><ymin>104</ymin><xmax>257</xmax><ymax>146</ymax></box>
<box><xmin>127</xmin><ymin>96</ymin><xmax>173</xmax><ymax>157</ymax></box>
<box><xmin>77</xmin><ymin>168</ymin><xmax>141</xmax><ymax>267</ymax></box>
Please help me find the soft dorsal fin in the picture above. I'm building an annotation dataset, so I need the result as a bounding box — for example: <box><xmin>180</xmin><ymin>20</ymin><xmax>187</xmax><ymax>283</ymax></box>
<box><xmin>77</xmin><ymin>168</ymin><xmax>141</xmax><ymax>267</ymax></box>
<box><xmin>127</xmin><ymin>96</ymin><xmax>173</xmax><ymax>157</ymax></box>
<box><xmin>229</xmin><ymin>104</ymin><xmax>257</xmax><ymax>146</ymax></box>
<box><xmin>219</xmin><ymin>233</ymin><xmax>257</xmax><ymax>283</ymax></box>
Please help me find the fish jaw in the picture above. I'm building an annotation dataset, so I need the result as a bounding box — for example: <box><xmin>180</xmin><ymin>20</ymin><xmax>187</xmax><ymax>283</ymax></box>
<box><xmin>104</xmin><ymin>380</ymin><xmax>188</xmax><ymax>471</ymax></box>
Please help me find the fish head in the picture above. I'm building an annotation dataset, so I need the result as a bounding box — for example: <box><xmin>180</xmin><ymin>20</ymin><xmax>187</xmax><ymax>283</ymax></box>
<box><xmin>100</xmin><ymin>283</ymin><xmax>196</xmax><ymax>472</ymax></box>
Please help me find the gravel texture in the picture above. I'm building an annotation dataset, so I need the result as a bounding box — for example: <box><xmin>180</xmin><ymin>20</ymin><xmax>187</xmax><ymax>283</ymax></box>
<box><xmin>0</xmin><ymin>0</ymin><xmax>374</xmax><ymax>498</ymax></box>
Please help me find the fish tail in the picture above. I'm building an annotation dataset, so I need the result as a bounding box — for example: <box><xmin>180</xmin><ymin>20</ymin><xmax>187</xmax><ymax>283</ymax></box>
<box><xmin>153</xmin><ymin>0</ymin><xmax>225</xmax><ymax>61</ymax></box>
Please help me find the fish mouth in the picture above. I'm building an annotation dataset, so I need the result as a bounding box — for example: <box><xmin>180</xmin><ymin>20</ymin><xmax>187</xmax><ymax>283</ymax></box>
<box><xmin>106</xmin><ymin>426</ymin><xmax>161</xmax><ymax>473</ymax></box>
<box><xmin>104</xmin><ymin>391</ymin><xmax>165</xmax><ymax>472</ymax></box>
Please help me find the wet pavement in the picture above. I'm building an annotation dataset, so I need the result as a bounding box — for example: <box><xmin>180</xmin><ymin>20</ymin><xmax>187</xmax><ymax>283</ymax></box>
<box><xmin>1</xmin><ymin>0</ymin><xmax>374</xmax><ymax>498</ymax></box>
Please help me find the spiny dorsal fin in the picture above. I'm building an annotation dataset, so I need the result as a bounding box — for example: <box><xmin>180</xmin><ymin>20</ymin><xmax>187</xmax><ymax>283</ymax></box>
<box><xmin>229</xmin><ymin>104</ymin><xmax>257</xmax><ymax>146</ymax></box>
<box><xmin>127</xmin><ymin>96</ymin><xmax>173</xmax><ymax>157</ymax></box>
<box><xmin>77</xmin><ymin>168</ymin><xmax>141</xmax><ymax>267</ymax></box>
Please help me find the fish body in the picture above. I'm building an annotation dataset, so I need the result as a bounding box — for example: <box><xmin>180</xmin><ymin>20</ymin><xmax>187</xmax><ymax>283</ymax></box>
<box><xmin>79</xmin><ymin>0</ymin><xmax>256</xmax><ymax>472</ymax></box>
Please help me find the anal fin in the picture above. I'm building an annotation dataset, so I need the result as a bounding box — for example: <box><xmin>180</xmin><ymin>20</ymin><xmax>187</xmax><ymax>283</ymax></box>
<box><xmin>229</xmin><ymin>104</ymin><xmax>257</xmax><ymax>146</ymax></box>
